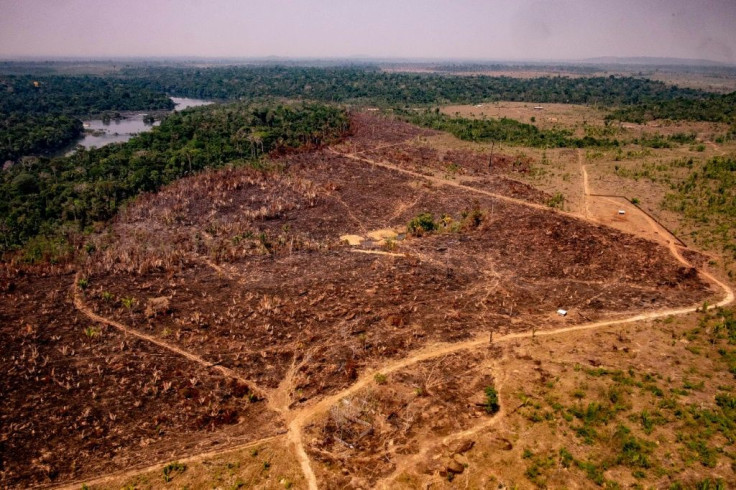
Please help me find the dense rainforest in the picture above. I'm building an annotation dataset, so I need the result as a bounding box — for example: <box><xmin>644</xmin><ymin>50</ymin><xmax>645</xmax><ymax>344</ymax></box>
<box><xmin>0</xmin><ymin>102</ymin><xmax>348</xmax><ymax>259</ymax></box>
<box><xmin>125</xmin><ymin>65</ymin><xmax>709</xmax><ymax>106</ymax></box>
<box><xmin>606</xmin><ymin>91</ymin><xmax>736</xmax><ymax>123</ymax></box>
<box><xmin>1</xmin><ymin>113</ymin><xmax>83</xmax><ymax>162</ymax></box>
<box><xmin>0</xmin><ymin>75</ymin><xmax>173</xmax><ymax>162</ymax></box>
<box><xmin>129</xmin><ymin>65</ymin><xmax>735</xmax><ymax>123</ymax></box>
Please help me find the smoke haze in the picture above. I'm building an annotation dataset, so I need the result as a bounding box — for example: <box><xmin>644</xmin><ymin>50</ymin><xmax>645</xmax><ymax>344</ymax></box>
<box><xmin>1</xmin><ymin>0</ymin><xmax>734</xmax><ymax>63</ymax></box>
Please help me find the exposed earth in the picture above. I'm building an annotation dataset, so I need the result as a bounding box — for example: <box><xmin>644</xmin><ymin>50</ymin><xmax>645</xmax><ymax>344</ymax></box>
<box><xmin>0</xmin><ymin>113</ymin><xmax>731</xmax><ymax>489</ymax></box>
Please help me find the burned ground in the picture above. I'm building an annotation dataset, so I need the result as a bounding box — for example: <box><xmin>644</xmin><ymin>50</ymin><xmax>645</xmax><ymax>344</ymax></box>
<box><xmin>79</xmin><ymin>141</ymin><xmax>710</xmax><ymax>400</ymax></box>
<box><xmin>0</xmin><ymin>272</ymin><xmax>280</xmax><ymax>488</ymax></box>
<box><xmin>0</xmin><ymin>113</ymin><xmax>718</xmax><ymax>488</ymax></box>
<box><xmin>305</xmin><ymin>349</ymin><xmax>502</xmax><ymax>488</ymax></box>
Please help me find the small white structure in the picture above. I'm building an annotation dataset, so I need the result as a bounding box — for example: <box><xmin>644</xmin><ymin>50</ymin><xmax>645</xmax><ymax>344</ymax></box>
<box><xmin>534</xmin><ymin>106</ymin><xmax>544</xmax><ymax>110</ymax></box>
<box><xmin>557</xmin><ymin>309</ymin><xmax>568</xmax><ymax>316</ymax></box>
<box><xmin>618</xmin><ymin>210</ymin><xmax>626</xmax><ymax>215</ymax></box>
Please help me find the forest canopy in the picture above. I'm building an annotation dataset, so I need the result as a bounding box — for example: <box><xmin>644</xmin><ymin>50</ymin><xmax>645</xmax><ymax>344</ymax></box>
<box><xmin>124</xmin><ymin>65</ymin><xmax>710</xmax><ymax>106</ymax></box>
<box><xmin>0</xmin><ymin>75</ymin><xmax>174</xmax><ymax>162</ymax></box>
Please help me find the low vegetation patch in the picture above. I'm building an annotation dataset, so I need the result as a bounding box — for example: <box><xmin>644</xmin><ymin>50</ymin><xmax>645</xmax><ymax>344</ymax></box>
<box><xmin>664</xmin><ymin>156</ymin><xmax>736</xmax><ymax>257</ymax></box>
<box><xmin>513</xmin><ymin>308</ymin><xmax>736</xmax><ymax>488</ymax></box>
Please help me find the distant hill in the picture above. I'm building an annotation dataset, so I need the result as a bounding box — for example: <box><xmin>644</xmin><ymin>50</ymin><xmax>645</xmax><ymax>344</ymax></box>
<box><xmin>581</xmin><ymin>56</ymin><xmax>734</xmax><ymax>67</ymax></box>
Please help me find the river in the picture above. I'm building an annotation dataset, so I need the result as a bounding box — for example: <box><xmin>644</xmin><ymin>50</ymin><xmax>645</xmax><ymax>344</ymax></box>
<box><xmin>62</xmin><ymin>97</ymin><xmax>212</xmax><ymax>155</ymax></box>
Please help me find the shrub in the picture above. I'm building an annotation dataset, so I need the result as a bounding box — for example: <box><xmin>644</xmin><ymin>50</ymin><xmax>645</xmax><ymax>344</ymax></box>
<box><xmin>715</xmin><ymin>393</ymin><xmax>736</xmax><ymax>409</ymax></box>
<box><xmin>407</xmin><ymin>212</ymin><xmax>437</xmax><ymax>236</ymax></box>
<box><xmin>162</xmin><ymin>462</ymin><xmax>186</xmax><ymax>482</ymax></box>
<box><xmin>546</xmin><ymin>192</ymin><xmax>565</xmax><ymax>209</ymax></box>
<box><xmin>694</xmin><ymin>478</ymin><xmax>726</xmax><ymax>490</ymax></box>
<box><xmin>484</xmin><ymin>386</ymin><xmax>500</xmax><ymax>414</ymax></box>
<box><xmin>614</xmin><ymin>425</ymin><xmax>653</xmax><ymax>469</ymax></box>
<box><xmin>559</xmin><ymin>448</ymin><xmax>573</xmax><ymax>468</ymax></box>
<box><xmin>460</xmin><ymin>205</ymin><xmax>485</xmax><ymax>229</ymax></box>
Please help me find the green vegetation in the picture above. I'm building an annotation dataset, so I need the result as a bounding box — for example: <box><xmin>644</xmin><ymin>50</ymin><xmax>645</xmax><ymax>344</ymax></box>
<box><xmin>162</xmin><ymin>462</ymin><xmax>186</xmax><ymax>483</ymax></box>
<box><xmin>0</xmin><ymin>75</ymin><xmax>174</xmax><ymax>161</ymax></box>
<box><xmin>546</xmin><ymin>192</ymin><xmax>565</xmax><ymax>209</ymax></box>
<box><xmin>0</xmin><ymin>102</ymin><xmax>348</xmax><ymax>257</ymax></box>
<box><xmin>402</xmin><ymin>109</ymin><xmax>616</xmax><ymax>148</ymax></box>
<box><xmin>127</xmin><ymin>66</ymin><xmax>708</xmax><ymax>106</ymax></box>
<box><xmin>2</xmin><ymin>64</ymin><xmax>733</xmax><ymax>265</ymax></box>
<box><xmin>0</xmin><ymin>113</ymin><xmax>82</xmax><ymax>162</ymax></box>
<box><xmin>484</xmin><ymin>386</ymin><xmax>500</xmax><ymax>414</ymax></box>
<box><xmin>407</xmin><ymin>212</ymin><xmax>438</xmax><ymax>236</ymax></box>
<box><xmin>663</xmin><ymin>156</ymin><xmax>736</xmax><ymax>257</ymax></box>
<box><xmin>611</xmin><ymin>153</ymin><xmax>735</xmax><ymax>258</ymax></box>
<box><xmin>607</xmin><ymin>92</ymin><xmax>736</xmax><ymax>124</ymax></box>
<box><xmin>0</xmin><ymin>75</ymin><xmax>173</xmax><ymax>116</ymax></box>
<box><xmin>519</xmin><ymin>309</ymin><xmax>736</xmax><ymax>487</ymax></box>
<box><xmin>403</xmin><ymin>110</ymin><xmax>710</xmax><ymax>150</ymax></box>
<box><xmin>1</xmin><ymin>65</ymin><xmax>729</xmax><ymax>164</ymax></box>
<box><xmin>632</xmin><ymin>132</ymin><xmax>699</xmax><ymax>149</ymax></box>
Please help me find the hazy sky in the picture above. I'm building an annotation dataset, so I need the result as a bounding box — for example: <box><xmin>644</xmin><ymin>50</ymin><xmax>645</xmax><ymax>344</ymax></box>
<box><xmin>1</xmin><ymin>0</ymin><xmax>735</xmax><ymax>63</ymax></box>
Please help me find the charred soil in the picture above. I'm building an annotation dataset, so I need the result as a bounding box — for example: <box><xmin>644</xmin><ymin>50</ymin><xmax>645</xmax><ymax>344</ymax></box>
<box><xmin>0</xmin><ymin>113</ymin><xmax>720</xmax><ymax>488</ymax></box>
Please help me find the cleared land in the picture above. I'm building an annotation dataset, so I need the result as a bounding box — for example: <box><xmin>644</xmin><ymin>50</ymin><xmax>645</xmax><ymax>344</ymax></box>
<box><xmin>1</xmin><ymin>113</ymin><xmax>732</xmax><ymax>489</ymax></box>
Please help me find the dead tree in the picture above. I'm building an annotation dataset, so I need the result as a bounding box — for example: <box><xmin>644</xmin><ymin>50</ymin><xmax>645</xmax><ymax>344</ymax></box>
<box><xmin>488</xmin><ymin>141</ymin><xmax>495</xmax><ymax>171</ymax></box>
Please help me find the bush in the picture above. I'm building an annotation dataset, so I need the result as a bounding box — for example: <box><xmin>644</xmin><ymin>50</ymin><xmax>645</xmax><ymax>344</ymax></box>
<box><xmin>546</xmin><ymin>192</ymin><xmax>565</xmax><ymax>209</ymax></box>
<box><xmin>407</xmin><ymin>212</ymin><xmax>437</xmax><ymax>236</ymax></box>
<box><xmin>460</xmin><ymin>205</ymin><xmax>485</xmax><ymax>229</ymax></box>
<box><xmin>484</xmin><ymin>386</ymin><xmax>500</xmax><ymax>414</ymax></box>
<box><xmin>162</xmin><ymin>462</ymin><xmax>186</xmax><ymax>482</ymax></box>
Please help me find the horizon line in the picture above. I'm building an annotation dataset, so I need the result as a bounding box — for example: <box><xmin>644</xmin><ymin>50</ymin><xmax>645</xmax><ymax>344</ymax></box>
<box><xmin>1</xmin><ymin>55</ymin><xmax>734</xmax><ymax>68</ymax></box>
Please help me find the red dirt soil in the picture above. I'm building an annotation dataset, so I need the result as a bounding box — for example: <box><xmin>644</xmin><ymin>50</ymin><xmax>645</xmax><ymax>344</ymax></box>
<box><xmin>0</xmin><ymin>113</ymin><xmax>715</xmax><ymax>488</ymax></box>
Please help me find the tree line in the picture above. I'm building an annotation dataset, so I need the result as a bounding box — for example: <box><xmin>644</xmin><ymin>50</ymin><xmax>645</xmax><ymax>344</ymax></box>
<box><xmin>401</xmin><ymin>109</ymin><xmax>615</xmax><ymax>148</ymax></box>
<box><xmin>606</xmin><ymin>92</ymin><xmax>736</xmax><ymax>124</ymax></box>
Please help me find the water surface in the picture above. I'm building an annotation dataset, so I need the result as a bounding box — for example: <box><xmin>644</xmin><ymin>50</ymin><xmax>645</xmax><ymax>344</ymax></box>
<box><xmin>63</xmin><ymin>97</ymin><xmax>212</xmax><ymax>154</ymax></box>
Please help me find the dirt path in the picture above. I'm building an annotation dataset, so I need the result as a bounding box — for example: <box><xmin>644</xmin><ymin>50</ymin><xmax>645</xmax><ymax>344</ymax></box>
<box><xmin>579</xmin><ymin>150</ymin><xmax>590</xmax><ymax>218</ymax></box>
<box><xmin>71</xmin><ymin>272</ymin><xmax>271</xmax><ymax>400</ymax></box>
<box><xmin>50</xmin><ymin>434</ymin><xmax>286</xmax><ymax>490</ymax></box>
<box><xmin>350</xmin><ymin>249</ymin><xmax>406</xmax><ymax>257</ymax></box>
<box><xmin>280</xmin><ymin>272</ymin><xmax>734</xmax><ymax>489</ymax></box>
<box><xmin>328</xmin><ymin>148</ymin><xmax>556</xmax><ymax>215</ymax></box>
<box><xmin>286</xmin><ymin>282</ymin><xmax>733</xmax><ymax>489</ymax></box>
<box><xmin>278</xmin><ymin>146</ymin><xmax>734</xmax><ymax>489</ymax></box>
<box><xmin>375</xmin><ymin>366</ymin><xmax>511</xmax><ymax>489</ymax></box>
<box><xmin>580</xmin><ymin>160</ymin><xmax>732</xmax><ymax>305</ymax></box>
